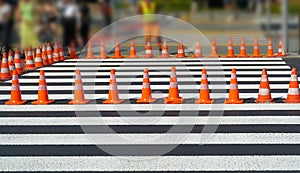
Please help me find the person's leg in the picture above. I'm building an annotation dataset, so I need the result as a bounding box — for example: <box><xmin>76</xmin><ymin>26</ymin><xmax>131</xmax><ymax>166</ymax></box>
<box><xmin>153</xmin><ymin>23</ymin><xmax>162</xmax><ymax>49</ymax></box>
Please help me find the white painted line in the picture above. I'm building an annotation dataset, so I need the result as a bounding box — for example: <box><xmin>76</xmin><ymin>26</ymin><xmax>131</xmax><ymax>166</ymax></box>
<box><xmin>0</xmin><ymin>156</ymin><xmax>299</xmax><ymax>171</ymax></box>
<box><xmin>0</xmin><ymin>84</ymin><xmax>290</xmax><ymax>91</ymax></box>
<box><xmin>0</xmin><ymin>103</ymin><xmax>300</xmax><ymax>112</ymax></box>
<box><xmin>1</xmin><ymin>116</ymin><xmax>299</xmax><ymax>126</ymax></box>
<box><xmin>1</xmin><ymin>133</ymin><xmax>299</xmax><ymax>145</ymax></box>
<box><xmin>40</xmin><ymin>66</ymin><xmax>290</xmax><ymax>71</ymax></box>
<box><xmin>21</xmin><ymin>70</ymin><xmax>293</xmax><ymax>76</ymax></box>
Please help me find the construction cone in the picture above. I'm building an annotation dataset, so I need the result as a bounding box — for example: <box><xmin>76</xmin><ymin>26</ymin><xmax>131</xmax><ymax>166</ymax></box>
<box><xmin>24</xmin><ymin>47</ymin><xmax>36</xmax><ymax>71</ymax></box>
<box><xmin>112</xmin><ymin>40</ymin><xmax>124</xmax><ymax>58</ymax></box>
<box><xmin>176</xmin><ymin>40</ymin><xmax>186</xmax><ymax>58</ymax></box>
<box><xmin>46</xmin><ymin>42</ymin><xmax>54</xmax><ymax>64</ymax></box>
<box><xmin>68</xmin><ymin>69</ymin><xmax>90</xmax><ymax>104</ymax></box>
<box><xmin>284</xmin><ymin>68</ymin><xmax>300</xmax><ymax>103</ymax></box>
<box><xmin>34</xmin><ymin>45</ymin><xmax>43</xmax><ymax>68</ymax></box>
<box><xmin>69</xmin><ymin>41</ymin><xmax>77</xmax><ymax>59</ymax></box>
<box><xmin>137</xmin><ymin>68</ymin><xmax>156</xmax><ymax>103</ymax></box>
<box><xmin>32</xmin><ymin>70</ymin><xmax>55</xmax><ymax>104</ymax></box>
<box><xmin>86</xmin><ymin>40</ymin><xmax>95</xmax><ymax>59</ymax></box>
<box><xmin>265</xmin><ymin>38</ymin><xmax>276</xmax><ymax>57</ymax></box>
<box><xmin>53</xmin><ymin>42</ymin><xmax>60</xmax><ymax>62</ymax></box>
<box><xmin>59</xmin><ymin>42</ymin><xmax>65</xmax><ymax>61</ymax></box>
<box><xmin>128</xmin><ymin>39</ymin><xmax>138</xmax><ymax>58</ymax></box>
<box><xmin>226</xmin><ymin>38</ymin><xmax>235</xmax><ymax>58</ymax></box>
<box><xmin>14</xmin><ymin>50</ymin><xmax>23</xmax><ymax>74</ymax></box>
<box><xmin>160</xmin><ymin>39</ymin><xmax>170</xmax><ymax>58</ymax></box>
<box><xmin>225</xmin><ymin>68</ymin><xmax>243</xmax><ymax>104</ymax></box>
<box><xmin>99</xmin><ymin>39</ymin><xmax>109</xmax><ymax>59</ymax></box>
<box><xmin>42</xmin><ymin>44</ymin><xmax>49</xmax><ymax>66</ymax></box>
<box><xmin>164</xmin><ymin>66</ymin><xmax>184</xmax><ymax>104</ymax></box>
<box><xmin>209</xmin><ymin>38</ymin><xmax>220</xmax><ymax>58</ymax></box>
<box><xmin>237</xmin><ymin>38</ymin><xmax>248</xmax><ymax>58</ymax></box>
<box><xmin>144</xmin><ymin>40</ymin><xmax>153</xmax><ymax>58</ymax></box>
<box><xmin>255</xmin><ymin>68</ymin><xmax>273</xmax><ymax>103</ymax></box>
<box><xmin>8</xmin><ymin>50</ymin><xmax>16</xmax><ymax>75</ymax></box>
<box><xmin>277</xmin><ymin>38</ymin><xmax>286</xmax><ymax>57</ymax></box>
<box><xmin>103</xmin><ymin>69</ymin><xmax>124</xmax><ymax>104</ymax></box>
<box><xmin>5</xmin><ymin>70</ymin><xmax>27</xmax><ymax>105</ymax></box>
<box><xmin>251</xmin><ymin>38</ymin><xmax>262</xmax><ymax>57</ymax></box>
<box><xmin>195</xmin><ymin>68</ymin><xmax>214</xmax><ymax>104</ymax></box>
<box><xmin>193</xmin><ymin>40</ymin><xmax>203</xmax><ymax>58</ymax></box>
<box><xmin>0</xmin><ymin>53</ymin><xmax>11</xmax><ymax>80</ymax></box>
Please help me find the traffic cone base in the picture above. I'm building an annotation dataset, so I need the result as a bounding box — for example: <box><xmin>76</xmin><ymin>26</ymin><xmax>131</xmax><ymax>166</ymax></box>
<box><xmin>195</xmin><ymin>98</ymin><xmax>214</xmax><ymax>104</ymax></box>
<box><xmin>103</xmin><ymin>99</ymin><xmax>124</xmax><ymax>104</ymax></box>
<box><xmin>137</xmin><ymin>97</ymin><xmax>156</xmax><ymax>103</ymax></box>
<box><xmin>283</xmin><ymin>99</ymin><xmax>300</xmax><ymax>103</ymax></box>
<box><xmin>5</xmin><ymin>99</ymin><xmax>27</xmax><ymax>105</ymax></box>
<box><xmin>284</xmin><ymin>68</ymin><xmax>300</xmax><ymax>103</ymax></box>
<box><xmin>69</xmin><ymin>99</ymin><xmax>90</xmax><ymax>105</ymax></box>
<box><xmin>255</xmin><ymin>98</ymin><xmax>274</xmax><ymax>103</ymax></box>
<box><xmin>164</xmin><ymin>97</ymin><xmax>184</xmax><ymax>104</ymax></box>
<box><xmin>225</xmin><ymin>98</ymin><xmax>243</xmax><ymax>104</ymax></box>
<box><xmin>32</xmin><ymin>99</ymin><xmax>55</xmax><ymax>105</ymax></box>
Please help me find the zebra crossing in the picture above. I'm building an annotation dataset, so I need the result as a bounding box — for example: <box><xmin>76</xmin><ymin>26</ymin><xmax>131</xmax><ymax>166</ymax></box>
<box><xmin>0</xmin><ymin>57</ymin><xmax>300</xmax><ymax>172</ymax></box>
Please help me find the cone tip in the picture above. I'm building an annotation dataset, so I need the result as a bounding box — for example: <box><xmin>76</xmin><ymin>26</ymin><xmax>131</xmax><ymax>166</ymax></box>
<box><xmin>202</xmin><ymin>68</ymin><xmax>207</xmax><ymax>74</ymax></box>
<box><xmin>292</xmin><ymin>68</ymin><xmax>297</xmax><ymax>74</ymax></box>
<box><xmin>171</xmin><ymin>66</ymin><xmax>176</xmax><ymax>71</ymax></box>
<box><xmin>144</xmin><ymin>68</ymin><xmax>149</xmax><ymax>73</ymax></box>
<box><xmin>40</xmin><ymin>70</ymin><xmax>45</xmax><ymax>75</ymax></box>
<box><xmin>111</xmin><ymin>69</ymin><xmax>116</xmax><ymax>74</ymax></box>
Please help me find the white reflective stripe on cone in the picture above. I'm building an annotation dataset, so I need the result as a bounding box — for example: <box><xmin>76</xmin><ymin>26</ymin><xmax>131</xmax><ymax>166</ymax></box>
<box><xmin>254</xmin><ymin>46</ymin><xmax>259</xmax><ymax>49</ymax></box>
<box><xmin>130</xmin><ymin>47</ymin><xmax>135</xmax><ymax>51</ymax></box>
<box><xmin>240</xmin><ymin>46</ymin><xmax>245</xmax><ymax>50</ymax></box>
<box><xmin>259</xmin><ymin>88</ymin><xmax>270</xmax><ymax>95</ymax></box>
<box><xmin>171</xmin><ymin>72</ymin><xmax>176</xmax><ymax>78</ymax></box>
<box><xmin>11</xmin><ymin>84</ymin><xmax>19</xmax><ymax>90</ymax></box>
<box><xmin>142</xmin><ymin>83</ymin><xmax>150</xmax><ymax>89</ymax></box>
<box><xmin>278</xmin><ymin>48</ymin><xmax>282</xmax><ymax>53</ymax></box>
<box><xmin>12</xmin><ymin>75</ymin><xmax>18</xmax><ymax>80</ymax></box>
<box><xmin>1</xmin><ymin>68</ymin><xmax>9</xmax><ymax>73</ymax></box>
<box><xmin>110</xmin><ymin>75</ymin><xmax>116</xmax><ymax>80</ymax></box>
<box><xmin>143</xmin><ymin>73</ymin><xmax>149</xmax><ymax>79</ymax></box>
<box><xmin>40</xmin><ymin>75</ymin><xmax>45</xmax><ymax>80</ymax></box>
<box><xmin>195</xmin><ymin>49</ymin><xmax>201</xmax><ymax>53</ymax></box>
<box><xmin>9</xmin><ymin>66</ymin><xmax>15</xmax><ymax>71</ymax></box>
<box><xmin>201</xmin><ymin>74</ymin><xmax>207</xmax><ymax>79</ymax></box>
<box><xmin>291</xmin><ymin>74</ymin><xmax>298</xmax><ymax>81</ymax></box>
<box><xmin>268</xmin><ymin>46</ymin><xmax>273</xmax><ymax>49</ymax></box>
<box><xmin>230</xmin><ymin>84</ymin><xmax>237</xmax><ymax>90</ymax></box>
<box><xmin>288</xmin><ymin>88</ymin><xmax>300</xmax><ymax>95</ymax></box>
<box><xmin>145</xmin><ymin>50</ymin><xmax>152</xmax><ymax>54</ymax></box>
<box><xmin>27</xmin><ymin>52</ymin><xmax>32</xmax><ymax>56</ymax></box>
<box><xmin>228</xmin><ymin>46</ymin><xmax>233</xmax><ymax>50</ymax></box>
<box><xmin>38</xmin><ymin>85</ymin><xmax>47</xmax><ymax>91</ymax></box>
<box><xmin>75</xmin><ymin>75</ymin><xmax>81</xmax><ymax>80</ymax></box>
<box><xmin>59</xmin><ymin>52</ymin><xmax>64</xmax><ymax>56</ymax></box>
<box><xmin>2</xmin><ymin>58</ymin><xmax>7</xmax><ymax>63</ymax></box>
<box><xmin>115</xmin><ymin>47</ymin><xmax>120</xmax><ymax>51</ymax></box>
<box><xmin>35</xmin><ymin>58</ymin><xmax>42</xmax><ymax>62</ymax></box>
<box><xmin>261</xmin><ymin>75</ymin><xmax>268</xmax><ymax>82</ymax></box>
<box><xmin>162</xmin><ymin>50</ymin><xmax>168</xmax><ymax>54</ymax></box>
<box><xmin>15</xmin><ymin>63</ymin><xmax>21</xmax><ymax>68</ymax></box>
<box><xmin>109</xmin><ymin>84</ymin><xmax>117</xmax><ymax>90</ymax></box>
<box><xmin>26</xmin><ymin>61</ymin><xmax>34</xmax><ymax>65</ymax></box>
<box><xmin>169</xmin><ymin>82</ymin><xmax>177</xmax><ymax>88</ymax></box>
<box><xmin>74</xmin><ymin>84</ymin><xmax>83</xmax><ymax>90</ymax></box>
<box><xmin>231</xmin><ymin>73</ymin><xmax>237</xmax><ymax>79</ymax></box>
<box><xmin>200</xmin><ymin>84</ymin><xmax>208</xmax><ymax>90</ymax></box>
<box><xmin>178</xmin><ymin>49</ymin><xmax>184</xmax><ymax>53</ymax></box>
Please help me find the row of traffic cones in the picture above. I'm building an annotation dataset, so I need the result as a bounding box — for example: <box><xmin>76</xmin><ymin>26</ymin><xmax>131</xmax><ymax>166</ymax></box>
<box><xmin>5</xmin><ymin>67</ymin><xmax>300</xmax><ymax>105</ymax></box>
<box><xmin>85</xmin><ymin>37</ymin><xmax>286</xmax><ymax>59</ymax></box>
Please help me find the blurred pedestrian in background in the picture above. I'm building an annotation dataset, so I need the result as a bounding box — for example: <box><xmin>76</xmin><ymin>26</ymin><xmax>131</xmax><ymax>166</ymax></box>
<box><xmin>0</xmin><ymin>0</ymin><xmax>12</xmax><ymax>52</ymax></box>
<box><xmin>16</xmin><ymin>0</ymin><xmax>39</xmax><ymax>49</ymax></box>
<box><xmin>99</xmin><ymin>0</ymin><xmax>112</xmax><ymax>26</ymax></box>
<box><xmin>79</xmin><ymin>0</ymin><xmax>91</xmax><ymax>46</ymax></box>
<box><xmin>138</xmin><ymin>0</ymin><xmax>162</xmax><ymax>50</ymax></box>
<box><xmin>58</xmin><ymin>0</ymin><xmax>80</xmax><ymax>47</ymax></box>
<box><xmin>39</xmin><ymin>0</ymin><xmax>58</xmax><ymax>43</ymax></box>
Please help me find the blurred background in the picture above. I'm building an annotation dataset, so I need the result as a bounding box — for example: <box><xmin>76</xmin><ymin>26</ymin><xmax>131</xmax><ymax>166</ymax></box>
<box><xmin>0</xmin><ymin>0</ymin><xmax>299</xmax><ymax>54</ymax></box>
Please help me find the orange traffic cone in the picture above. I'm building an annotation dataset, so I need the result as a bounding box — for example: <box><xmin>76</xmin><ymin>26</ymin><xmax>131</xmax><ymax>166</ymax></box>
<box><xmin>46</xmin><ymin>42</ymin><xmax>54</xmax><ymax>64</ymax></box>
<box><xmin>24</xmin><ymin>47</ymin><xmax>36</xmax><ymax>71</ymax></box>
<box><xmin>103</xmin><ymin>69</ymin><xmax>124</xmax><ymax>104</ymax></box>
<box><xmin>238</xmin><ymin>38</ymin><xmax>248</xmax><ymax>58</ymax></box>
<box><xmin>225</xmin><ymin>68</ymin><xmax>243</xmax><ymax>104</ymax></box>
<box><xmin>5</xmin><ymin>70</ymin><xmax>27</xmax><ymax>105</ymax></box>
<box><xmin>144</xmin><ymin>40</ymin><xmax>153</xmax><ymax>58</ymax></box>
<box><xmin>0</xmin><ymin>53</ymin><xmax>11</xmax><ymax>80</ymax></box>
<box><xmin>164</xmin><ymin>66</ymin><xmax>184</xmax><ymax>104</ymax></box>
<box><xmin>14</xmin><ymin>50</ymin><xmax>23</xmax><ymax>74</ymax></box>
<box><xmin>226</xmin><ymin>38</ymin><xmax>235</xmax><ymax>58</ymax></box>
<box><xmin>209</xmin><ymin>38</ymin><xmax>220</xmax><ymax>58</ymax></box>
<box><xmin>59</xmin><ymin>42</ymin><xmax>65</xmax><ymax>61</ymax></box>
<box><xmin>53</xmin><ymin>42</ymin><xmax>60</xmax><ymax>62</ymax></box>
<box><xmin>68</xmin><ymin>69</ymin><xmax>90</xmax><ymax>104</ymax></box>
<box><xmin>32</xmin><ymin>70</ymin><xmax>55</xmax><ymax>105</ymax></box>
<box><xmin>195</xmin><ymin>68</ymin><xmax>214</xmax><ymax>104</ymax></box>
<box><xmin>277</xmin><ymin>38</ymin><xmax>286</xmax><ymax>57</ymax></box>
<box><xmin>99</xmin><ymin>39</ymin><xmax>109</xmax><ymax>59</ymax></box>
<box><xmin>8</xmin><ymin>50</ymin><xmax>15</xmax><ymax>75</ymax></box>
<box><xmin>255</xmin><ymin>68</ymin><xmax>273</xmax><ymax>103</ymax></box>
<box><xmin>193</xmin><ymin>40</ymin><xmax>203</xmax><ymax>58</ymax></box>
<box><xmin>137</xmin><ymin>68</ymin><xmax>156</xmax><ymax>103</ymax></box>
<box><xmin>160</xmin><ymin>39</ymin><xmax>170</xmax><ymax>58</ymax></box>
<box><xmin>128</xmin><ymin>39</ymin><xmax>138</xmax><ymax>58</ymax></box>
<box><xmin>34</xmin><ymin>45</ymin><xmax>43</xmax><ymax>68</ymax></box>
<box><xmin>42</xmin><ymin>44</ymin><xmax>49</xmax><ymax>66</ymax></box>
<box><xmin>86</xmin><ymin>41</ymin><xmax>95</xmax><ymax>59</ymax></box>
<box><xmin>69</xmin><ymin>41</ymin><xmax>77</xmax><ymax>59</ymax></box>
<box><xmin>284</xmin><ymin>68</ymin><xmax>300</xmax><ymax>103</ymax></box>
<box><xmin>112</xmin><ymin>40</ymin><xmax>124</xmax><ymax>58</ymax></box>
<box><xmin>265</xmin><ymin>38</ymin><xmax>276</xmax><ymax>57</ymax></box>
<box><xmin>251</xmin><ymin>38</ymin><xmax>262</xmax><ymax>57</ymax></box>
<box><xmin>176</xmin><ymin>40</ymin><xmax>186</xmax><ymax>58</ymax></box>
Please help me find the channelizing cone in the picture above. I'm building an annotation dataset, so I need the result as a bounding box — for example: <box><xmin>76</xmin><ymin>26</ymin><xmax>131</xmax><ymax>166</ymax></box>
<box><xmin>284</xmin><ymin>68</ymin><xmax>300</xmax><ymax>103</ymax></box>
<box><xmin>225</xmin><ymin>68</ymin><xmax>244</xmax><ymax>104</ymax></box>
<box><xmin>160</xmin><ymin>39</ymin><xmax>170</xmax><ymax>58</ymax></box>
<box><xmin>137</xmin><ymin>68</ymin><xmax>156</xmax><ymax>103</ymax></box>
<box><xmin>1</xmin><ymin>53</ymin><xmax>12</xmax><ymax>80</ymax></box>
<box><xmin>176</xmin><ymin>40</ymin><xmax>186</xmax><ymax>58</ymax></box>
<box><xmin>68</xmin><ymin>69</ymin><xmax>90</xmax><ymax>104</ymax></box>
<box><xmin>164</xmin><ymin>66</ymin><xmax>184</xmax><ymax>104</ymax></box>
<box><xmin>226</xmin><ymin>38</ymin><xmax>235</xmax><ymax>58</ymax></box>
<box><xmin>103</xmin><ymin>69</ymin><xmax>124</xmax><ymax>104</ymax></box>
<box><xmin>195</xmin><ymin>68</ymin><xmax>214</xmax><ymax>104</ymax></box>
<box><xmin>128</xmin><ymin>39</ymin><xmax>138</xmax><ymax>58</ymax></box>
<box><xmin>32</xmin><ymin>70</ymin><xmax>55</xmax><ymax>104</ymax></box>
<box><xmin>255</xmin><ymin>68</ymin><xmax>274</xmax><ymax>103</ymax></box>
<box><xmin>5</xmin><ymin>70</ymin><xmax>27</xmax><ymax>105</ymax></box>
